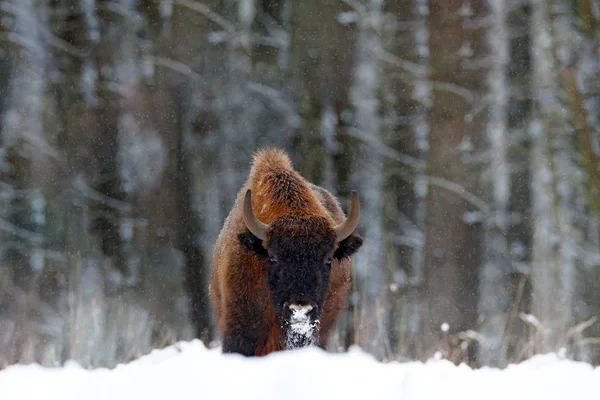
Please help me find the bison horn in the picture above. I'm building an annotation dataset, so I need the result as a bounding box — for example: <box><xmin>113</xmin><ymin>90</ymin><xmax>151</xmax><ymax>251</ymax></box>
<box><xmin>243</xmin><ymin>189</ymin><xmax>268</xmax><ymax>240</ymax></box>
<box><xmin>334</xmin><ymin>191</ymin><xmax>360</xmax><ymax>242</ymax></box>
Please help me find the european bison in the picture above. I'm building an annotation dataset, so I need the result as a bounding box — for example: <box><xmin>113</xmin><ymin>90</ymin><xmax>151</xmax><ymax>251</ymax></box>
<box><xmin>209</xmin><ymin>148</ymin><xmax>363</xmax><ymax>356</ymax></box>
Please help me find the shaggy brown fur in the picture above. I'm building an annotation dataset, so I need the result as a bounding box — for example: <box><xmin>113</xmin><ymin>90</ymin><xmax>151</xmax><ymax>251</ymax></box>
<box><xmin>209</xmin><ymin>148</ymin><xmax>362</xmax><ymax>356</ymax></box>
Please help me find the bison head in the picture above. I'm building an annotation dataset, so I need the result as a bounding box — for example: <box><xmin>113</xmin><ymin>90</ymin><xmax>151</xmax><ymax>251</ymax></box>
<box><xmin>238</xmin><ymin>189</ymin><xmax>363</xmax><ymax>348</ymax></box>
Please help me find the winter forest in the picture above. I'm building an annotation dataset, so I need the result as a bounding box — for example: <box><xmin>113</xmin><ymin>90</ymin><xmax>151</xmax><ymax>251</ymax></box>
<box><xmin>1</xmin><ymin>0</ymin><xmax>600</xmax><ymax>370</ymax></box>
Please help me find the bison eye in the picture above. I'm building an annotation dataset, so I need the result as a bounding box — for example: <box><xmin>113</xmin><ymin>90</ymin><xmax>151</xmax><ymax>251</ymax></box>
<box><xmin>325</xmin><ymin>258</ymin><xmax>332</xmax><ymax>268</ymax></box>
<box><xmin>268</xmin><ymin>256</ymin><xmax>278</xmax><ymax>265</ymax></box>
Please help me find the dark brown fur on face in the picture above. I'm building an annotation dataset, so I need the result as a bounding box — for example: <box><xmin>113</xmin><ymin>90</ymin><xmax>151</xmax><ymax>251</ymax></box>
<box><xmin>209</xmin><ymin>148</ymin><xmax>363</xmax><ymax>356</ymax></box>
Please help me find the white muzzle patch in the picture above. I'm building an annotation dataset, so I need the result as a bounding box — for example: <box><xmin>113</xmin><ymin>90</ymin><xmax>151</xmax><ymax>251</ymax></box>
<box><xmin>289</xmin><ymin>304</ymin><xmax>313</xmax><ymax>324</ymax></box>
<box><xmin>285</xmin><ymin>304</ymin><xmax>318</xmax><ymax>350</ymax></box>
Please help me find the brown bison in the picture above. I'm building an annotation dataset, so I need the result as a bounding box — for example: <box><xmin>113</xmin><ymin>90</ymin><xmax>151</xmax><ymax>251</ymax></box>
<box><xmin>210</xmin><ymin>148</ymin><xmax>363</xmax><ymax>356</ymax></box>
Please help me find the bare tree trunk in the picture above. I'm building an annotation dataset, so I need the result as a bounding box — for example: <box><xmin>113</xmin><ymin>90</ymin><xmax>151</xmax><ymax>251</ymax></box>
<box><xmin>350</xmin><ymin>0</ymin><xmax>386</xmax><ymax>359</ymax></box>
<box><xmin>478</xmin><ymin>0</ymin><xmax>512</xmax><ymax>367</ymax></box>
<box><xmin>497</xmin><ymin>0</ymin><xmax>535</xmax><ymax>364</ymax></box>
<box><xmin>529</xmin><ymin>0</ymin><xmax>576</xmax><ymax>353</ymax></box>
<box><xmin>289</xmin><ymin>0</ymin><xmax>356</xmax><ymax>183</ymax></box>
<box><xmin>422</xmin><ymin>0</ymin><xmax>487</xmax><ymax>364</ymax></box>
<box><xmin>380</xmin><ymin>0</ymin><xmax>427</xmax><ymax>361</ymax></box>
<box><xmin>571</xmin><ymin>0</ymin><xmax>600</xmax><ymax>364</ymax></box>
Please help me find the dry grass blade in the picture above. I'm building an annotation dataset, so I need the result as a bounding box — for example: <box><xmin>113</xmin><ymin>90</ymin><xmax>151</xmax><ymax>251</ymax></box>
<box><xmin>579</xmin><ymin>337</ymin><xmax>600</xmax><ymax>346</ymax></box>
<box><xmin>519</xmin><ymin>312</ymin><xmax>548</xmax><ymax>334</ymax></box>
<box><xmin>566</xmin><ymin>316</ymin><xmax>598</xmax><ymax>339</ymax></box>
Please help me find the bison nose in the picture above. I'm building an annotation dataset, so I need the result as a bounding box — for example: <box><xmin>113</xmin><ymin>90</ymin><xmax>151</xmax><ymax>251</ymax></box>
<box><xmin>288</xmin><ymin>303</ymin><xmax>316</xmax><ymax>323</ymax></box>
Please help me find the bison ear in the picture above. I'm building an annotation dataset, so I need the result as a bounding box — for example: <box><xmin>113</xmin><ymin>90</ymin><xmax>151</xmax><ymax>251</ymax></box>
<box><xmin>238</xmin><ymin>230</ymin><xmax>268</xmax><ymax>259</ymax></box>
<box><xmin>334</xmin><ymin>233</ymin><xmax>363</xmax><ymax>261</ymax></box>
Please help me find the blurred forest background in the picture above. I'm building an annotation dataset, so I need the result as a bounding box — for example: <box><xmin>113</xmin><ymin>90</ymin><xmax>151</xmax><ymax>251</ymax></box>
<box><xmin>1</xmin><ymin>0</ymin><xmax>600</xmax><ymax>370</ymax></box>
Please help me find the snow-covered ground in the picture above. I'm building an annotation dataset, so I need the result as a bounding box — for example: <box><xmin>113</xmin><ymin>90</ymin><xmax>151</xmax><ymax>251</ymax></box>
<box><xmin>1</xmin><ymin>340</ymin><xmax>599</xmax><ymax>399</ymax></box>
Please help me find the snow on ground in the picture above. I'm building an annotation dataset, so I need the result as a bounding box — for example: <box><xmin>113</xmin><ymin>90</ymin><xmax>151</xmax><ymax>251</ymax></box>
<box><xmin>1</xmin><ymin>340</ymin><xmax>599</xmax><ymax>400</ymax></box>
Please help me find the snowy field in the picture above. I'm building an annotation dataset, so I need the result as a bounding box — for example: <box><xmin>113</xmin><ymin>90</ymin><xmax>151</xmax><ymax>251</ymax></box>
<box><xmin>1</xmin><ymin>340</ymin><xmax>599</xmax><ymax>400</ymax></box>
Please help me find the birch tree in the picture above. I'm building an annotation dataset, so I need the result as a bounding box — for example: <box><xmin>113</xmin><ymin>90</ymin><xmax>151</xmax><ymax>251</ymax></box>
<box><xmin>529</xmin><ymin>0</ymin><xmax>578</xmax><ymax>354</ymax></box>
<box><xmin>349</xmin><ymin>0</ymin><xmax>386</xmax><ymax>358</ymax></box>
<box><xmin>478</xmin><ymin>0</ymin><xmax>512</xmax><ymax>367</ymax></box>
